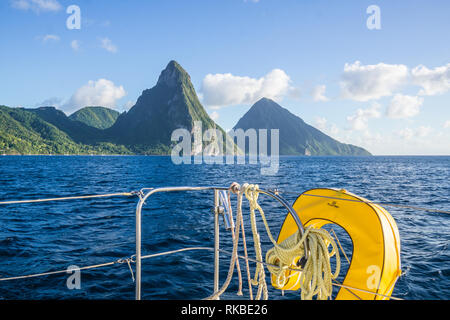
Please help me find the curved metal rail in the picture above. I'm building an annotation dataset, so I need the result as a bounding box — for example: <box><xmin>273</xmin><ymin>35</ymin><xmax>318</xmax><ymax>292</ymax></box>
<box><xmin>134</xmin><ymin>185</ymin><xmax>307</xmax><ymax>300</ymax></box>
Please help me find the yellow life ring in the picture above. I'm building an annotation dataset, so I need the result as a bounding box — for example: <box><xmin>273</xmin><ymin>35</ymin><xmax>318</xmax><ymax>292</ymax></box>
<box><xmin>273</xmin><ymin>188</ymin><xmax>402</xmax><ymax>300</ymax></box>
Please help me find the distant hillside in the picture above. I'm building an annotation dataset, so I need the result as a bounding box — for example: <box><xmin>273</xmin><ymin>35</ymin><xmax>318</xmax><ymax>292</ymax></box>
<box><xmin>0</xmin><ymin>61</ymin><xmax>236</xmax><ymax>155</ymax></box>
<box><xmin>0</xmin><ymin>105</ymin><xmax>129</xmax><ymax>155</ymax></box>
<box><xmin>233</xmin><ymin>98</ymin><xmax>371</xmax><ymax>156</ymax></box>
<box><xmin>29</xmin><ymin>106</ymin><xmax>102</xmax><ymax>143</ymax></box>
<box><xmin>69</xmin><ymin>106</ymin><xmax>120</xmax><ymax>129</ymax></box>
<box><xmin>0</xmin><ymin>62</ymin><xmax>369</xmax><ymax>156</ymax></box>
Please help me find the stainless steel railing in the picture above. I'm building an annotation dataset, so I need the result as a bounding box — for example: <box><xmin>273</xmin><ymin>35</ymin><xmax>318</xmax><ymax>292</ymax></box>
<box><xmin>134</xmin><ymin>185</ymin><xmax>307</xmax><ymax>300</ymax></box>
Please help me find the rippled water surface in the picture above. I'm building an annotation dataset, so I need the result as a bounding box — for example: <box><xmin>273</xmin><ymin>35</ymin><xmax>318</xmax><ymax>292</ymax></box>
<box><xmin>0</xmin><ymin>156</ymin><xmax>449</xmax><ymax>300</ymax></box>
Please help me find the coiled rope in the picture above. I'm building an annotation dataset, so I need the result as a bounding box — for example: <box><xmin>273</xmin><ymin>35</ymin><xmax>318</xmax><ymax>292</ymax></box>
<box><xmin>206</xmin><ymin>183</ymin><xmax>340</xmax><ymax>300</ymax></box>
<box><xmin>244</xmin><ymin>184</ymin><xmax>340</xmax><ymax>300</ymax></box>
<box><xmin>266</xmin><ymin>227</ymin><xmax>340</xmax><ymax>300</ymax></box>
<box><xmin>0</xmin><ymin>186</ymin><xmax>413</xmax><ymax>300</ymax></box>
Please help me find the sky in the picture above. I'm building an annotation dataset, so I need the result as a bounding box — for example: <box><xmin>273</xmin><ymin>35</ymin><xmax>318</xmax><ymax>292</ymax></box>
<box><xmin>1</xmin><ymin>0</ymin><xmax>449</xmax><ymax>155</ymax></box>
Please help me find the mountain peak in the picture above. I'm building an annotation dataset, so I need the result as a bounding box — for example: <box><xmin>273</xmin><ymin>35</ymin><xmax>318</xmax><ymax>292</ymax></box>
<box><xmin>252</xmin><ymin>97</ymin><xmax>282</xmax><ymax>109</ymax></box>
<box><xmin>108</xmin><ymin>60</ymin><xmax>230</xmax><ymax>153</ymax></box>
<box><xmin>244</xmin><ymin>97</ymin><xmax>289</xmax><ymax>120</ymax></box>
<box><xmin>233</xmin><ymin>99</ymin><xmax>371</xmax><ymax>156</ymax></box>
<box><xmin>157</xmin><ymin>60</ymin><xmax>190</xmax><ymax>87</ymax></box>
<box><xmin>256</xmin><ymin>97</ymin><xmax>276</xmax><ymax>104</ymax></box>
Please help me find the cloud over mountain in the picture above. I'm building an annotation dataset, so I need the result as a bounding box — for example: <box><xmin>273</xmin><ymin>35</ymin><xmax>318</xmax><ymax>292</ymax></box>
<box><xmin>346</xmin><ymin>102</ymin><xmax>381</xmax><ymax>131</ymax></box>
<box><xmin>386</xmin><ymin>94</ymin><xmax>423</xmax><ymax>119</ymax></box>
<box><xmin>311</xmin><ymin>85</ymin><xmax>329</xmax><ymax>102</ymax></box>
<box><xmin>412</xmin><ymin>63</ymin><xmax>450</xmax><ymax>96</ymax></box>
<box><xmin>64</xmin><ymin>79</ymin><xmax>126</xmax><ymax>113</ymax></box>
<box><xmin>340</xmin><ymin>61</ymin><xmax>409</xmax><ymax>101</ymax></box>
<box><xmin>201</xmin><ymin>69</ymin><xmax>293</xmax><ymax>108</ymax></box>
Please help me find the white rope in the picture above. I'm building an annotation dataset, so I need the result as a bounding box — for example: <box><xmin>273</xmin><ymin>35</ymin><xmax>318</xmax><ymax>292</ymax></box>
<box><xmin>204</xmin><ymin>186</ymin><xmax>245</xmax><ymax>300</ymax></box>
<box><xmin>208</xmin><ymin>183</ymin><xmax>341</xmax><ymax>301</ymax></box>
<box><xmin>0</xmin><ymin>247</ymin><xmax>215</xmax><ymax>282</ymax></box>
<box><xmin>242</xmin><ymin>184</ymin><xmax>342</xmax><ymax>300</ymax></box>
<box><xmin>0</xmin><ymin>188</ymin><xmax>446</xmax><ymax>214</ymax></box>
<box><xmin>218</xmin><ymin>248</ymin><xmax>404</xmax><ymax>300</ymax></box>
<box><xmin>244</xmin><ymin>184</ymin><xmax>269</xmax><ymax>300</ymax></box>
<box><xmin>330</xmin><ymin>228</ymin><xmax>351</xmax><ymax>265</ymax></box>
<box><xmin>0</xmin><ymin>192</ymin><xmax>137</xmax><ymax>205</ymax></box>
<box><xmin>1</xmin><ymin>260</ymin><xmax>119</xmax><ymax>281</ymax></box>
<box><xmin>0</xmin><ymin>246</ymin><xmax>404</xmax><ymax>300</ymax></box>
<box><xmin>0</xmin><ymin>186</ymin><xmax>412</xmax><ymax>301</ymax></box>
<box><xmin>141</xmin><ymin>247</ymin><xmax>214</xmax><ymax>260</ymax></box>
<box><xmin>225</xmin><ymin>190</ymin><xmax>244</xmax><ymax>296</ymax></box>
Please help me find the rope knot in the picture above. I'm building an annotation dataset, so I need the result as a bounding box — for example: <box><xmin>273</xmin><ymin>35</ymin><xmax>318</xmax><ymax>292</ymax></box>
<box><xmin>116</xmin><ymin>256</ymin><xmax>135</xmax><ymax>282</ymax></box>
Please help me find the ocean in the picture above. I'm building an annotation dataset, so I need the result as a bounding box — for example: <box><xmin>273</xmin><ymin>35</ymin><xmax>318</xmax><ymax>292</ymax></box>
<box><xmin>0</xmin><ymin>155</ymin><xmax>448</xmax><ymax>300</ymax></box>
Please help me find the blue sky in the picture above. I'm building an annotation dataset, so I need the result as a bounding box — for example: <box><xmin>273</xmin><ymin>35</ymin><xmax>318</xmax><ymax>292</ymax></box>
<box><xmin>1</xmin><ymin>0</ymin><xmax>449</xmax><ymax>155</ymax></box>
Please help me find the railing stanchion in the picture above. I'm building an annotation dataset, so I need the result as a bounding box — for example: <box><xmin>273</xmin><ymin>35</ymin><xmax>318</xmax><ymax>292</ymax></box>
<box><xmin>213</xmin><ymin>189</ymin><xmax>220</xmax><ymax>297</ymax></box>
<box><xmin>135</xmin><ymin>198</ymin><xmax>143</xmax><ymax>300</ymax></box>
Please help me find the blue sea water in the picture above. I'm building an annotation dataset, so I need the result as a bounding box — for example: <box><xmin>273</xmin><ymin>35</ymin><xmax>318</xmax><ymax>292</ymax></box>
<box><xmin>0</xmin><ymin>155</ymin><xmax>448</xmax><ymax>300</ymax></box>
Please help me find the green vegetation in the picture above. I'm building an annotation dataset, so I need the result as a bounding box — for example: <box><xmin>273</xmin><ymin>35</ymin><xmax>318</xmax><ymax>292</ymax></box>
<box><xmin>0</xmin><ymin>61</ymin><xmax>230</xmax><ymax>155</ymax></box>
<box><xmin>233</xmin><ymin>98</ymin><xmax>371</xmax><ymax>156</ymax></box>
<box><xmin>0</xmin><ymin>105</ymin><xmax>131</xmax><ymax>155</ymax></box>
<box><xmin>29</xmin><ymin>106</ymin><xmax>103</xmax><ymax>143</ymax></box>
<box><xmin>69</xmin><ymin>106</ymin><xmax>120</xmax><ymax>129</ymax></box>
<box><xmin>0</xmin><ymin>61</ymin><xmax>370</xmax><ymax>156</ymax></box>
<box><xmin>106</xmin><ymin>60</ymin><xmax>235</xmax><ymax>152</ymax></box>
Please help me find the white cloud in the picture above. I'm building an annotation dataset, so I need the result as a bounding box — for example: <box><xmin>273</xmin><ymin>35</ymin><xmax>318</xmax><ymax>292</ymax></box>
<box><xmin>386</xmin><ymin>94</ymin><xmax>423</xmax><ymax>119</ymax></box>
<box><xmin>100</xmin><ymin>38</ymin><xmax>118</xmax><ymax>53</ymax></box>
<box><xmin>346</xmin><ymin>102</ymin><xmax>381</xmax><ymax>131</ymax></box>
<box><xmin>444</xmin><ymin>120</ymin><xmax>450</xmax><ymax>129</ymax></box>
<box><xmin>416</xmin><ymin>126</ymin><xmax>432</xmax><ymax>138</ymax></box>
<box><xmin>330</xmin><ymin>124</ymin><xmax>340</xmax><ymax>136</ymax></box>
<box><xmin>11</xmin><ymin>0</ymin><xmax>30</xmax><ymax>10</ymax></box>
<box><xmin>398</xmin><ymin>128</ymin><xmax>414</xmax><ymax>140</ymax></box>
<box><xmin>412</xmin><ymin>63</ymin><xmax>450</xmax><ymax>96</ymax></box>
<box><xmin>201</xmin><ymin>69</ymin><xmax>293</xmax><ymax>108</ymax></box>
<box><xmin>311</xmin><ymin>85</ymin><xmax>329</xmax><ymax>102</ymax></box>
<box><xmin>40</xmin><ymin>34</ymin><xmax>60</xmax><ymax>42</ymax></box>
<box><xmin>34</xmin><ymin>97</ymin><xmax>62</xmax><ymax>108</ymax></box>
<box><xmin>123</xmin><ymin>100</ymin><xmax>135</xmax><ymax>110</ymax></box>
<box><xmin>398</xmin><ymin>126</ymin><xmax>432</xmax><ymax>140</ymax></box>
<box><xmin>11</xmin><ymin>0</ymin><xmax>62</xmax><ymax>12</ymax></box>
<box><xmin>340</xmin><ymin>61</ymin><xmax>409</xmax><ymax>101</ymax></box>
<box><xmin>209</xmin><ymin>111</ymin><xmax>219</xmax><ymax>121</ymax></box>
<box><xmin>337</xmin><ymin>126</ymin><xmax>449</xmax><ymax>155</ymax></box>
<box><xmin>65</xmin><ymin>79</ymin><xmax>126</xmax><ymax>113</ymax></box>
<box><xmin>314</xmin><ymin>117</ymin><xmax>340</xmax><ymax>137</ymax></box>
<box><xmin>70</xmin><ymin>40</ymin><xmax>80</xmax><ymax>51</ymax></box>
<box><xmin>314</xmin><ymin>117</ymin><xmax>327</xmax><ymax>131</ymax></box>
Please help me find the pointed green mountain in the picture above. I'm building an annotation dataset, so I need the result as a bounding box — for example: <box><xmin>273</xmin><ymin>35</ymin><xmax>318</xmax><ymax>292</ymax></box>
<box><xmin>108</xmin><ymin>60</ymin><xmax>230</xmax><ymax>154</ymax></box>
<box><xmin>0</xmin><ymin>61</ymin><xmax>233</xmax><ymax>155</ymax></box>
<box><xmin>233</xmin><ymin>98</ymin><xmax>371</xmax><ymax>156</ymax></box>
<box><xmin>69</xmin><ymin>106</ymin><xmax>120</xmax><ymax>129</ymax></box>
